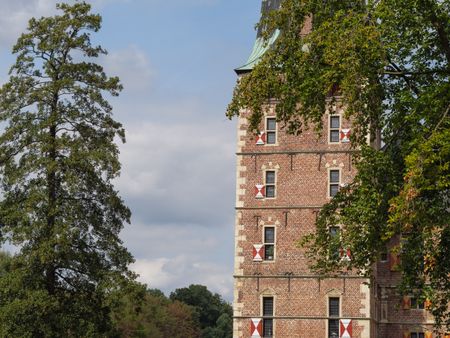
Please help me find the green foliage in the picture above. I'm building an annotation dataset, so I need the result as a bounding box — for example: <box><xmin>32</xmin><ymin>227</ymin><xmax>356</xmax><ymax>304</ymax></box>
<box><xmin>389</xmin><ymin>124</ymin><xmax>450</xmax><ymax>327</ymax></box>
<box><xmin>0</xmin><ymin>251</ymin><xmax>12</xmax><ymax>275</ymax></box>
<box><xmin>300</xmin><ymin>145</ymin><xmax>401</xmax><ymax>273</ymax></box>
<box><xmin>170</xmin><ymin>284</ymin><xmax>233</xmax><ymax>338</ymax></box>
<box><xmin>228</xmin><ymin>0</ymin><xmax>450</xmax><ymax>331</ymax></box>
<box><xmin>0</xmin><ymin>2</ymin><xmax>134</xmax><ymax>336</ymax></box>
<box><xmin>202</xmin><ymin>313</ymin><xmax>233</xmax><ymax>338</ymax></box>
<box><xmin>110</xmin><ymin>284</ymin><xmax>201</xmax><ymax>338</ymax></box>
<box><xmin>111</xmin><ymin>284</ymin><xmax>232</xmax><ymax>338</ymax></box>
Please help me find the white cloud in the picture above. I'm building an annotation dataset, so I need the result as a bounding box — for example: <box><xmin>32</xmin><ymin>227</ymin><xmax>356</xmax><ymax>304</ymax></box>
<box><xmin>116</xmin><ymin>116</ymin><xmax>235</xmax><ymax>227</ymax></box>
<box><xmin>108</xmin><ymin>50</ymin><xmax>236</xmax><ymax>297</ymax></box>
<box><xmin>131</xmin><ymin>257</ymin><xmax>173</xmax><ymax>288</ymax></box>
<box><xmin>0</xmin><ymin>0</ymin><xmax>55</xmax><ymax>48</ymax></box>
<box><xmin>0</xmin><ymin>0</ymin><xmax>129</xmax><ymax>50</ymax></box>
<box><xmin>102</xmin><ymin>45</ymin><xmax>153</xmax><ymax>93</ymax></box>
<box><xmin>121</xmin><ymin>222</ymin><xmax>222</xmax><ymax>259</ymax></box>
<box><xmin>130</xmin><ymin>255</ymin><xmax>233</xmax><ymax>299</ymax></box>
<box><xmin>116</xmin><ymin>111</ymin><xmax>236</xmax><ymax>301</ymax></box>
<box><xmin>124</xmin><ymin>0</ymin><xmax>219</xmax><ymax>6</ymax></box>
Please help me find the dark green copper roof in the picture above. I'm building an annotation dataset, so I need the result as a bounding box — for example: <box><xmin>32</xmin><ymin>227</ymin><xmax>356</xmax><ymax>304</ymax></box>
<box><xmin>235</xmin><ymin>0</ymin><xmax>282</xmax><ymax>74</ymax></box>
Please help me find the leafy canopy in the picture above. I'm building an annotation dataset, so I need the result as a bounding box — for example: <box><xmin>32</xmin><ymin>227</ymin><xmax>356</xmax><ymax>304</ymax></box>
<box><xmin>0</xmin><ymin>2</ymin><xmax>134</xmax><ymax>336</ymax></box>
<box><xmin>170</xmin><ymin>284</ymin><xmax>233</xmax><ymax>338</ymax></box>
<box><xmin>227</xmin><ymin>0</ymin><xmax>450</xmax><ymax>330</ymax></box>
<box><xmin>110</xmin><ymin>284</ymin><xmax>201</xmax><ymax>338</ymax></box>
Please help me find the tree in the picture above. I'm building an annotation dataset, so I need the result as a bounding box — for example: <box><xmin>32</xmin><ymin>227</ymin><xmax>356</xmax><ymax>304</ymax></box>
<box><xmin>227</xmin><ymin>0</ymin><xmax>450</xmax><ymax>331</ymax></box>
<box><xmin>0</xmin><ymin>251</ymin><xmax>12</xmax><ymax>276</ymax></box>
<box><xmin>170</xmin><ymin>284</ymin><xmax>233</xmax><ymax>338</ymax></box>
<box><xmin>0</xmin><ymin>2</ymin><xmax>134</xmax><ymax>336</ymax></box>
<box><xmin>110</xmin><ymin>285</ymin><xmax>201</xmax><ymax>338</ymax></box>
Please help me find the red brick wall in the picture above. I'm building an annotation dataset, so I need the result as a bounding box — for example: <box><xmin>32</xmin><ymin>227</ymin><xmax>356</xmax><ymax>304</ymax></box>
<box><xmin>233</xmin><ymin>107</ymin><xmax>436</xmax><ymax>337</ymax></box>
<box><xmin>233</xmin><ymin>108</ymin><xmax>371</xmax><ymax>338</ymax></box>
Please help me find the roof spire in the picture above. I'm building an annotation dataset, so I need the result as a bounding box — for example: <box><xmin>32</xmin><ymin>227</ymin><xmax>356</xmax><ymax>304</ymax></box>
<box><xmin>235</xmin><ymin>0</ymin><xmax>281</xmax><ymax>74</ymax></box>
<box><xmin>257</xmin><ymin>0</ymin><xmax>282</xmax><ymax>37</ymax></box>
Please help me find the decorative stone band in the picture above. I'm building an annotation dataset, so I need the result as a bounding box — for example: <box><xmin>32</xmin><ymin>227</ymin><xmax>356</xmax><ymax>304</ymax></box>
<box><xmin>236</xmin><ymin>150</ymin><xmax>358</xmax><ymax>156</ymax></box>
<box><xmin>403</xmin><ymin>332</ymin><xmax>433</xmax><ymax>338</ymax></box>
<box><xmin>235</xmin><ymin>315</ymin><xmax>371</xmax><ymax>321</ymax></box>
<box><xmin>234</xmin><ymin>274</ymin><xmax>368</xmax><ymax>279</ymax></box>
<box><xmin>236</xmin><ymin>205</ymin><xmax>323</xmax><ymax>210</ymax></box>
<box><xmin>237</xmin><ymin>149</ymin><xmax>356</xmax><ymax>173</ymax></box>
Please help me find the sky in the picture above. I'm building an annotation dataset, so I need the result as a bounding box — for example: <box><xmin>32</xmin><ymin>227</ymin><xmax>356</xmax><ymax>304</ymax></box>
<box><xmin>0</xmin><ymin>0</ymin><xmax>263</xmax><ymax>301</ymax></box>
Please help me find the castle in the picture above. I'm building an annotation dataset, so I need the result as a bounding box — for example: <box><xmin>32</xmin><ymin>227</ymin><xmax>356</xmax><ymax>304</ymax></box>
<box><xmin>231</xmin><ymin>1</ymin><xmax>437</xmax><ymax>337</ymax></box>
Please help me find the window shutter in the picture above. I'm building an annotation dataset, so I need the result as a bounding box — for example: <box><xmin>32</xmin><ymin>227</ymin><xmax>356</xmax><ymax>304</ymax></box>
<box><xmin>256</xmin><ymin>132</ymin><xmax>266</xmax><ymax>145</ymax></box>
<box><xmin>425</xmin><ymin>332</ymin><xmax>433</xmax><ymax>338</ymax></box>
<box><xmin>425</xmin><ymin>298</ymin><xmax>432</xmax><ymax>310</ymax></box>
<box><xmin>252</xmin><ymin>244</ymin><xmax>264</xmax><ymax>262</ymax></box>
<box><xmin>255</xmin><ymin>184</ymin><xmax>265</xmax><ymax>199</ymax></box>
<box><xmin>402</xmin><ymin>296</ymin><xmax>411</xmax><ymax>310</ymax></box>
<box><xmin>251</xmin><ymin>318</ymin><xmax>262</xmax><ymax>338</ymax></box>
<box><xmin>340</xmin><ymin>248</ymin><xmax>352</xmax><ymax>261</ymax></box>
<box><xmin>339</xmin><ymin>319</ymin><xmax>352</xmax><ymax>338</ymax></box>
<box><xmin>390</xmin><ymin>252</ymin><xmax>400</xmax><ymax>271</ymax></box>
<box><xmin>340</xmin><ymin>128</ymin><xmax>351</xmax><ymax>143</ymax></box>
<box><xmin>403</xmin><ymin>331</ymin><xmax>411</xmax><ymax>338</ymax></box>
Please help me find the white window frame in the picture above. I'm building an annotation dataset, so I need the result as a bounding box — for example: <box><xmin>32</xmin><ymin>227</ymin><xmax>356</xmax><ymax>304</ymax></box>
<box><xmin>328</xmin><ymin>226</ymin><xmax>341</xmax><ymax>260</ymax></box>
<box><xmin>261</xmin><ymin>295</ymin><xmax>275</xmax><ymax>338</ymax></box>
<box><xmin>326</xmin><ymin>296</ymin><xmax>341</xmax><ymax>338</ymax></box>
<box><xmin>263</xmin><ymin>226</ymin><xmax>276</xmax><ymax>262</ymax></box>
<box><xmin>265</xmin><ymin>170</ymin><xmax>277</xmax><ymax>199</ymax></box>
<box><xmin>410</xmin><ymin>332</ymin><xmax>425</xmax><ymax>338</ymax></box>
<box><xmin>410</xmin><ymin>297</ymin><xmax>425</xmax><ymax>310</ymax></box>
<box><xmin>265</xmin><ymin>117</ymin><xmax>277</xmax><ymax>146</ymax></box>
<box><xmin>328</xmin><ymin>168</ymin><xmax>341</xmax><ymax>198</ymax></box>
<box><xmin>328</xmin><ymin>114</ymin><xmax>341</xmax><ymax>144</ymax></box>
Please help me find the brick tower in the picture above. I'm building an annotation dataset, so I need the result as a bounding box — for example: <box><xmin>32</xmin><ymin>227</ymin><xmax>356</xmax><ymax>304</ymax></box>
<box><xmin>232</xmin><ymin>1</ymin><xmax>439</xmax><ymax>338</ymax></box>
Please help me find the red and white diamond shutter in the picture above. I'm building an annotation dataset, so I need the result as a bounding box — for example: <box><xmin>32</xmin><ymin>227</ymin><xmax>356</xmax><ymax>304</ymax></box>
<box><xmin>390</xmin><ymin>252</ymin><xmax>400</xmax><ymax>271</ymax></box>
<box><xmin>402</xmin><ymin>296</ymin><xmax>411</xmax><ymax>310</ymax></box>
<box><xmin>346</xmin><ymin>248</ymin><xmax>352</xmax><ymax>260</ymax></box>
<box><xmin>340</xmin><ymin>248</ymin><xmax>352</xmax><ymax>261</ymax></box>
<box><xmin>250</xmin><ymin>318</ymin><xmax>262</xmax><ymax>338</ymax></box>
<box><xmin>256</xmin><ymin>132</ymin><xmax>266</xmax><ymax>145</ymax></box>
<box><xmin>340</xmin><ymin>129</ymin><xmax>351</xmax><ymax>143</ymax></box>
<box><xmin>255</xmin><ymin>185</ymin><xmax>265</xmax><ymax>199</ymax></box>
<box><xmin>252</xmin><ymin>244</ymin><xmax>264</xmax><ymax>262</ymax></box>
<box><xmin>340</xmin><ymin>319</ymin><xmax>352</xmax><ymax>338</ymax></box>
